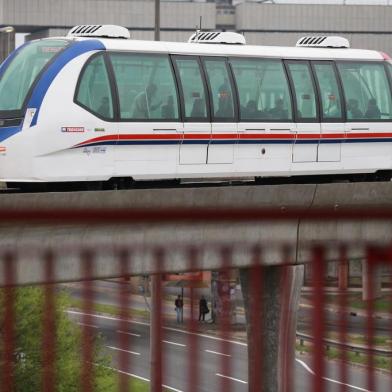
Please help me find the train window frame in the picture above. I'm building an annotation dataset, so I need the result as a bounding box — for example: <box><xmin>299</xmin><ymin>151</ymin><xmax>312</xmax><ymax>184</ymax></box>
<box><xmin>103</xmin><ymin>52</ymin><xmax>121</xmax><ymax>121</ymax></box>
<box><xmin>336</xmin><ymin>60</ymin><xmax>392</xmax><ymax>123</ymax></box>
<box><xmin>74</xmin><ymin>52</ymin><xmax>115</xmax><ymax>121</ymax></box>
<box><xmin>384</xmin><ymin>61</ymin><xmax>392</xmax><ymax>110</ymax></box>
<box><xmin>228</xmin><ymin>57</ymin><xmax>294</xmax><ymax>123</ymax></box>
<box><xmin>107</xmin><ymin>52</ymin><xmax>181</xmax><ymax>123</ymax></box>
<box><xmin>310</xmin><ymin>60</ymin><xmax>345</xmax><ymax>123</ymax></box>
<box><xmin>200</xmin><ymin>56</ymin><xmax>239</xmax><ymax>123</ymax></box>
<box><xmin>284</xmin><ymin>60</ymin><xmax>321</xmax><ymax>123</ymax></box>
<box><xmin>171</xmin><ymin>55</ymin><xmax>211</xmax><ymax>123</ymax></box>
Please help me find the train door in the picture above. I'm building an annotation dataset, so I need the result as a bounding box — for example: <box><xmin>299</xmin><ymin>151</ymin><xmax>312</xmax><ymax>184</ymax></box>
<box><xmin>286</xmin><ymin>61</ymin><xmax>321</xmax><ymax>163</ymax></box>
<box><xmin>109</xmin><ymin>53</ymin><xmax>181</xmax><ymax>176</ymax></box>
<box><xmin>230</xmin><ymin>58</ymin><xmax>295</xmax><ymax>170</ymax></box>
<box><xmin>172</xmin><ymin>56</ymin><xmax>211</xmax><ymax>165</ymax></box>
<box><xmin>337</xmin><ymin>61</ymin><xmax>392</xmax><ymax>162</ymax></box>
<box><xmin>312</xmin><ymin>61</ymin><xmax>345</xmax><ymax>162</ymax></box>
<box><xmin>202</xmin><ymin>57</ymin><xmax>237</xmax><ymax>164</ymax></box>
<box><xmin>73</xmin><ymin>53</ymin><xmax>117</xmax><ymax>179</ymax></box>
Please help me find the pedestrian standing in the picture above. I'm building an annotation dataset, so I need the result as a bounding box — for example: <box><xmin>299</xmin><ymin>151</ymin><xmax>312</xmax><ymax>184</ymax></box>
<box><xmin>175</xmin><ymin>295</ymin><xmax>183</xmax><ymax>324</ymax></box>
<box><xmin>199</xmin><ymin>295</ymin><xmax>209</xmax><ymax>322</ymax></box>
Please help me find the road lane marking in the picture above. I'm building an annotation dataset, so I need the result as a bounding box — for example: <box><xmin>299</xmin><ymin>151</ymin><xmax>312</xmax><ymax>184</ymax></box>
<box><xmin>78</xmin><ymin>322</ymin><xmax>98</xmax><ymax>329</ymax></box>
<box><xmin>116</xmin><ymin>330</ymin><xmax>141</xmax><ymax>337</ymax></box>
<box><xmin>163</xmin><ymin>340</ymin><xmax>186</xmax><ymax>347</ymax></box>
<box><xmin>205</xmin><ymin>349</ymin><xmax>231</xmax><ymax>357</ymax></box>
<box><xmin>99</xmin><ymin>365</ymin><xmax>183</xmax><ymax>392</ymax></box>
<box><xmin>68</xmin><ymin>310</ymin><xmax>150</xmax><ymax>326</ymax></box>
<box><xmin>165</xmin><ymin>326</ymin><xmax>248</xmax><ymax>347</ymax></box>
<box><xmin>295</xmin><ymin>359</ymin><xmax>371</xmax><ymax>392</ymax></box>
<box><xmin>67</xmin><ymin>310</ymin><xmax>246</xmax><ymax>346</ymax></box>
<box><xmin>106</xmin><ymin>346</ymin><xmax>140</xmax><ymax>356</ymax></box>
<box><xmin>216</xmin><ymin>373</ymin><xmax>247</xmax><ymax>384</ymax></box>
<box><xmin>72</xmin><ymin>310</ymin><xmax>372</xmax><ymax>392</ymax></box>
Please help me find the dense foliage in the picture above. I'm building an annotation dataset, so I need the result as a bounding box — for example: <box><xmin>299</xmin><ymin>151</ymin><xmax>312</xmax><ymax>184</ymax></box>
<box><xmin>0</xmin><ymin>286</ymin><xmax>115</xmax><ymax>391</ymax></box>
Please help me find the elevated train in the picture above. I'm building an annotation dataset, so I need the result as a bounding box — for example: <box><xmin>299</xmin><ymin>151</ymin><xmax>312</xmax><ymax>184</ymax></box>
<box><xmin>0</xmin><ymin>25</ymin><xmax>392</xmax><ymax>189</ymax></box>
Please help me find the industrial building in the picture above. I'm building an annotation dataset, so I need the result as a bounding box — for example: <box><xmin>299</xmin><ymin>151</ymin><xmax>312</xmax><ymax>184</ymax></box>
<box><xmin>0</xmin><ymin>0</ymin><xmax>392</xmax><ymax>58</ymax></box>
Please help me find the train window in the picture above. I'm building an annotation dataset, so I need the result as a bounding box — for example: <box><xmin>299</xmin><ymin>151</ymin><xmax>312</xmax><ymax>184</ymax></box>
<box><xmin>76</xmin><ymin>54</ymin><xmax>114</xmax><ymax>120</ymax></box>
<box><xmin>203</xmin><ymin>59</ymin><xmax>235</xmax><ymax>121</ymax></box>
<box><xmin>337</xmin><ymin>62</ymin><xmax>392</xmax><ymax>121</ymax></box>
<box><xmin>286</xmin><ymin>62</ymin><xmax>318</xmax><ymax>121</ymax></box>
<box><xmin>230</xmin><ymin>58</ymin><xmax>292</xmax><ymax>122</ymax></box>
<box><xmin>0</xmin><ymin>39</ymin><xmax>68</xmax><ymax>113</ymax></box>
<box><xmin>173</xmin><ymin>57</ymin><xmax>208</xmax><ymax>121</ymax></box>
<box><xmin>109</xmin><ymin>53</ymin><xmax>179</xmax><ymax>121</ymax></box>
<box><xmin>313</xmin><ymin>63</ymin><xmax>343</xmax><ymax>121</ymax></box>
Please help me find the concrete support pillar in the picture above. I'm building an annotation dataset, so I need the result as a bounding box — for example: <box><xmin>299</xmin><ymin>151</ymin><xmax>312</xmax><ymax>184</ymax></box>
<box><xmin>338</xmin><ymin>260</ymin><xmax>349</xmax><ymax>290</ymax></box>
<box><xmin>362</xmin><ymin>261</ymin><xmax>382</xmax><ymax>301</ymax></box>
<box><xmin>240</xmin><ymin>264</ymin><xmax>304</xmax><ymax>392</ymax></box>
<box><xmin>211</xmin><ymin>270</ymin><xmax>237</xmax><ymax>324</ymax></box>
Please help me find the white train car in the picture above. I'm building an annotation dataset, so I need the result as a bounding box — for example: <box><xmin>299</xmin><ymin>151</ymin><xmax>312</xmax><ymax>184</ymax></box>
<box><xmin>0</xmin><ymin>25</ymin><xmax>391</xmax><ymax>189</ymax></box>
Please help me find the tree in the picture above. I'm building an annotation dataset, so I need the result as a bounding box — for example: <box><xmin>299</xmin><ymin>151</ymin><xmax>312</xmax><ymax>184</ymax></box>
<box><xmin>0</xmin><ymin>286</ymin><xmax>115</xmax><ymax>391</ymax></box>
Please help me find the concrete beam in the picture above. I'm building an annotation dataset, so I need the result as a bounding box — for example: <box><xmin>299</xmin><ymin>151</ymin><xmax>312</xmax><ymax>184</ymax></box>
<box><xmin>0</xmin><ymin>181</ymin><xmax>391</xmax><ymax>285</ymax></box>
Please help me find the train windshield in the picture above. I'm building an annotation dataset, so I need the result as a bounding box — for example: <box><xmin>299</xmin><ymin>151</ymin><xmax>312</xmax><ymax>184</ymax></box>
<box><xmin>0</xmin><ymin>39</ymin><xmax>68</xmax><ymax>115</ymax></box>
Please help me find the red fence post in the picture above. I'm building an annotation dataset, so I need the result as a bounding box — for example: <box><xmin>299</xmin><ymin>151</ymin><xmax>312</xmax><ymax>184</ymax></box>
<box><xmin>117</xmin><ymin>249</ymin><xmax>131</xmax><ymax>392</ymax></box>
<box><xmin>279</xmin><ymin>246</ymin><xmax>301</xmax><ymax>392</ymax></box>
<box><xmin>187</xmin><ymin>247</ymin><xmax>199</xmax><ymax>392</ymax></box>
<box><xmin>81</xmin><ymin>250</ymin><xmax>94</xmax><ymax>392</ymax></box>
<box><xmin>365</xmin><ymin>247</ymin><xmax>376</xmax><ymax>392</ymax></box>
<box><xmin>312</xmin><ymin>246</ymin><xmax>326</xmax><ymax>392</ymax></box>
<box><xmin>42</xmin><ymin>250</ymin><xmax>56</xmax><ymax>392</ymax></box>
<box><xmin>2</xmin><ymin>252</ymin><xmax>16</xmax><ymax>392</ymax></box>
<box><xmin>150</xmin><ymin>249</ymin><xmax>163</xmax><ymax>392</ymax></box>
<box><xmin>338</xmin><ymin>246</ymin><xmax>348</xmax><ymax>392</ymax></box>
<box><xmin>247</xmin><ymin>246</ymin><xmax>263</xmax><ymax>392</ymax></box>
<box><xmin>218</xmin><ymin>248</ymin><xmax>233</xmax><ymax>392</ymax></box>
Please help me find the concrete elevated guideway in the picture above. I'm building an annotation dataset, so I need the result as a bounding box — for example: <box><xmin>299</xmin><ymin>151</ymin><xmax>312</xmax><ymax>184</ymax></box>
<box><xmin>1</xmin><ymin>181</ymin><xmax>392</xmax><ymax>284</ymax></box>
<box><xmin>1</xmin><ymin>181</ymin><xmax>392</xmax><ymax>392</ymax></box>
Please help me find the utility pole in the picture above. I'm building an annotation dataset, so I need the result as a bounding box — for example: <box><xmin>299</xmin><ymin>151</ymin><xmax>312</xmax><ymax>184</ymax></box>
<box><xmin>154</xmin><ymin>0</ymin><xmax>160</xmax><ymax>41</ymax></box>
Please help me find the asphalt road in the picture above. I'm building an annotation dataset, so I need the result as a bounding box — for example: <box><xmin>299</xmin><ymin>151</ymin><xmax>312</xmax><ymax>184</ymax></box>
<box><xmin>65</xmin><ymin>280</ymin><xmax>392</xmax><ymax>336</ymax></box>
<box><xmin>68</xmin><ymin>309</ymin><xmax>392</xmax><ymax>392</ymax></box>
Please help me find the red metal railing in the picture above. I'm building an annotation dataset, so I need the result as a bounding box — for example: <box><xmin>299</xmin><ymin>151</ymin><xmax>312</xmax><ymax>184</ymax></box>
<box><xmin>1</xmin><ymin>207</ymin><xmax>391</xmax><ymax>391</ymax></box>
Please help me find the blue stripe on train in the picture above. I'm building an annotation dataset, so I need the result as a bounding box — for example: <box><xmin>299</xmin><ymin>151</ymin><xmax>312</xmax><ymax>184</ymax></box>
<box><xmin>0</xmin><ymin>125</ymin><xmax>22</xmax><ymax>142</ymax></box>
<box><xmin>0</xmin><ymin>126</ymin><xmax>22</xmax><ymax>143</ymax></box>
<box><xmin>28</xmin><ymin>40</ymin><xmax>105</xmax><ymax>127</ymax></box>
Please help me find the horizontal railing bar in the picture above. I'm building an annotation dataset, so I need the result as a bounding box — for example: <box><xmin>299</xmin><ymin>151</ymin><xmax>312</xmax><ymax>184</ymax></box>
<box><xmin>1</xmin><ymin>207</ymin><xmax>392</xmax><ymax>224</ymax></box>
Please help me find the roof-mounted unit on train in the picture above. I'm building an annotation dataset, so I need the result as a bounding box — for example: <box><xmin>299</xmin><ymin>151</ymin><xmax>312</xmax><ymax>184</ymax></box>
<box><xmin>67</xmin><ymin>25</ymin><xmax>131</xmax><ymax>39</ymax></box>
<box><xmin>296</xmin><ymin>36</ymin><xmax>350</xmax><ymax>48</ymax></box>
<box><xmin>188</xmin><ymin>31</ymin><xmax>246</xmax><ymax>45</ymax></box>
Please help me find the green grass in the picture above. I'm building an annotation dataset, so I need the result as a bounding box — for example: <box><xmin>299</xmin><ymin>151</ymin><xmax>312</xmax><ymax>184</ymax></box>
<box><xmin>346</xmin><ymin>295</ymin><xmax>392</xmax><ymax>312</ymax></box>
<box><xmin>99</xmin><ymin>370</ymin><xmax>172</xmax><ymax>391</ymax></box>
<box><xmin>303</xmin><ymin>293</ymin><xmax>392</xmax><ymax>313</ymax></box>
<box><xmin>324</xmin><ymin>332</ymin><xmax>390</xmax><ymax>347</ymax></box>
<box><xmin>69</xmin><ymin>297</ymin><xmax>150</xmax><ymax>319</ymax></box>
<box><xmin>296</xmin><ymin>341</ymin><xmax>392</xmax><ymax>371</ymax></box>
